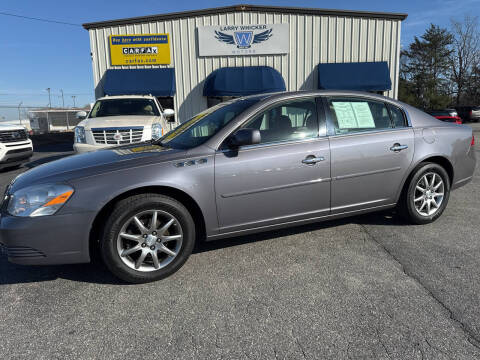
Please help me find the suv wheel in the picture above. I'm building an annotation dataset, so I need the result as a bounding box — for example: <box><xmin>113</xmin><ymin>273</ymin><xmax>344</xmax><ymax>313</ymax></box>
<box><xmin>101</xmin><ymin>194</ymin><xmax>195</xmax><ymax>283</ymax></box>
<box><xmin>400</xmin><ymin>163</ymin><xmax>450</xmax><ymax>224</ymax></box>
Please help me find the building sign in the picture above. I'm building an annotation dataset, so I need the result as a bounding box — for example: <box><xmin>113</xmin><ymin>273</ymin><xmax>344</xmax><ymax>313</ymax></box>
<box><xmin>197</xmin><ymin>24</ymin><xmax>289</xmax><ymax>56</ymax></box>
<box><xmin>109</xmin><ymin>34</ymin><xmax>171</xmax><ymax>65</ymax></box>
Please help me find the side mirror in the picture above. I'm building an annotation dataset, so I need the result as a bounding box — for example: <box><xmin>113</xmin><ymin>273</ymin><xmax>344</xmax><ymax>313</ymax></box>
<box><xmin>163</xmin><ymin>109</ymin><xmax>175</xmax><ymax>122</ymax></box>
<box><xmin>76</xmin><ymin>111</ymin><xmax>87</xmax><ymax>120</ymax></box>
<box><xmin>227</xmin><ymin>128</ymin><xmax>261</xmax><ymax>148</ymax></box>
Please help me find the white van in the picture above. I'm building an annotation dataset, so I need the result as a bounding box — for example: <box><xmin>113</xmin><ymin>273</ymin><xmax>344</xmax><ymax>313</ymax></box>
<box><xmin>73</xmin><ymin>95</ymin><xmax>174</xmax><ymax>153</ymax></box>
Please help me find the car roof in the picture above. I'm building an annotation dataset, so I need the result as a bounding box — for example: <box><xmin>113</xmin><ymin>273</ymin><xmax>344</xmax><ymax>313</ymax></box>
<box><xmin>238</xmin><ymin>90</ymin><xmax>404</xmax><ymax>106</ymax></box>
<box><xmin>96</xmin><ymin>95</ymin><xmax>157</xmax><ymax>101</ymax></box>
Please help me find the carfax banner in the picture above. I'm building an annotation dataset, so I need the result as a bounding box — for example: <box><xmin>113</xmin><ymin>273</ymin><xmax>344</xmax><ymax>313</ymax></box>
<box><xmin>197</xmin><ymin>24</ymin><xmax>289</xmax><ymax>56</ymax></box>
<box><xmin>109</xmin><ymin>34</ymin><xmax>171</xmax><ymax>65</ymax></box>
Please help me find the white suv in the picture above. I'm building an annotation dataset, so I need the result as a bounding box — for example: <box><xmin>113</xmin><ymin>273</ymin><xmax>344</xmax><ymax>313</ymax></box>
<box><xmin>0</xmin><ymin>123</ymin><xmax>33</xmax><ymax>170</ymax></box>
<box><xmin>73</xmin><ymin>95</ymin><xmax>174</xmax><ymax>154</ymax></box>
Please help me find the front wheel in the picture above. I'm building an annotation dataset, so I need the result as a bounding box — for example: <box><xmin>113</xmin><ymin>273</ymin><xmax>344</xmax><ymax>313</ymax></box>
<box><xmin>400</xmin><ymin>163</ymin><xmax>451</xmax><ymax>224</ymax></box>
<box><xmin>101</xmin><ymin>194</ymin><xmax>195</xmax><ymax>283</ymax></box>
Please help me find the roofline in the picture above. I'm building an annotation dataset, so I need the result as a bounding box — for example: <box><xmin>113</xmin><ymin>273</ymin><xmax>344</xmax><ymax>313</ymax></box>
<box><xmin>82</xmin><ymin>4</ymin><xmax>407</xmax><ymax>30</ymax></box>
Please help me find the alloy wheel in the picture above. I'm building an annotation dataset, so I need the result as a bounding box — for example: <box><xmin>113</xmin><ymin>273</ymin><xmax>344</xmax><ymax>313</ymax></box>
<box><xmin>413</xmin><ymin>172</ymin><xmax>445</xmax><ymax>217</ymax></box>
<box><xmin>116</xmin><ymin>210</ymin><xmax>183</xmax><ymax>272</ymax></box>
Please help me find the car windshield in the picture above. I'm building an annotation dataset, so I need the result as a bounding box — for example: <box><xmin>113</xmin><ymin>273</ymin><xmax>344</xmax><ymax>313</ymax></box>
<box><xmin>159</xmin><ymin>99</ymin><xmax>259</xmax><ymax>149</ymax></box>
<box><xmin>89</xmin><ymin>98</ymin><xmax>160</xmax><ymax>118</ymax></box>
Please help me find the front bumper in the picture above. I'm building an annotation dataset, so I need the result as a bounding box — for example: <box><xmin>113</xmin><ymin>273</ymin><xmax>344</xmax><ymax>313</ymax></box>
<box><xmin>0</xmin><ymin>140</ymin><xmax>33</xmax><ymax>168</ymax></box>
<box><xmin>0</xmin><ymin>212</ymin><xmax>95</xmax><ymax>265</ymax></box>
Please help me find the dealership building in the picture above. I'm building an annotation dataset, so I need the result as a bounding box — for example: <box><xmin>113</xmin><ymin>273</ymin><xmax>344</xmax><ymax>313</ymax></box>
<box><xmin>82</xmin><ymin>4</ymin><xmax>407</xmax><ymax>122</ymax></box>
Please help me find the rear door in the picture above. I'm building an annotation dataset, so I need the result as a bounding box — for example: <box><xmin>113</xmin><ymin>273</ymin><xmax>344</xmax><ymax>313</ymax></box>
<box><xmin>324</xmin><ymin>96</ymin><xmax>414</xmax><ymax>214</ymax></box>
<box><xmin>214</xmin><ymin>97</ymin><xmax>331</xmax><ymax>234</ymax></box>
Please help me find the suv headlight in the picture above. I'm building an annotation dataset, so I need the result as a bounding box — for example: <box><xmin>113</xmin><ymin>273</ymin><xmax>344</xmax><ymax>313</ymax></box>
<box><xmin>151</xmin><ymin>123</ymin><xmax>163</xmax><ymax>140</ymax></box>
<box><xmin>74</xmin><ymin>126</ymin><xmax>86</xmax><ymax>143</ymax></box>
<box><xmin>7</xmin><ymin>184</ymin><xmax>74</xmax><ymax>217</ymax></box>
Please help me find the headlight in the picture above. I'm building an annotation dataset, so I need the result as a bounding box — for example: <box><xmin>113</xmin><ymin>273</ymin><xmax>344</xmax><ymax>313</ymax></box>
<box><xmin>151</xmin><ymin>123</ymin><xmax>163</xmax><ymax>140</ymax></box>
<box><xmin>74</xmin><ymin>126</ymin><xmax>86</xmax><ymax>143</ymax></box>
<box><xmin>7</xmin><ymin>184</ymin><xmax>74</xmax><ymax>217</ymax></box>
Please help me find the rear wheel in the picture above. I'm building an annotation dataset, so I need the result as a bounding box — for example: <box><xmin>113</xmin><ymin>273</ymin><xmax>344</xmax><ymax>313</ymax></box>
<box><xmin>101</xmin><ymin>194</ymin><xmax>195</xmax><ymax>283</ymax></box>
<box><xmin>400</xmin><ymin>163</ymin><xmax>450</xmax><ymax>224</ymax></box>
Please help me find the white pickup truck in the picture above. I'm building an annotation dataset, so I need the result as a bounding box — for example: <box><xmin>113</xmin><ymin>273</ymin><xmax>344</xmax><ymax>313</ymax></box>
<box><xmin>73</xmin><ymin>95</ymin><xmax>175</xmax><ymax>154</ymax></box>
<box><xmin>0</xmin><ymin>123</ymin><xmax>33</xmax><ymax>170</ymax></box>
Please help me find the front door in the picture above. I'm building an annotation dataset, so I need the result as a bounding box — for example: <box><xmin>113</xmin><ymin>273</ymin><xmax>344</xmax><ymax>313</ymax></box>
<box><xmin>324</xmin><ymin>96</ymin><xmax>415</xmax><ymax>213</ymax></box>
<box><xmin>214</xmin><ymin>97</ymin><xmax>331</xmax><ymax>234</ymax></box>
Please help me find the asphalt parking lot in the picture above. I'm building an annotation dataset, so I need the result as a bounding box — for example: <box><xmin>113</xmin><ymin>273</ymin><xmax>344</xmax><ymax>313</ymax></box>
<box><xmin>1</xmin><ymin>126</ymin><xmax>479</xmax><ymax>359</ymax></box>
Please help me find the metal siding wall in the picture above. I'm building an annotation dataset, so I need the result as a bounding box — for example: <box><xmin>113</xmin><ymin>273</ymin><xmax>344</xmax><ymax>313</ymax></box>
<box><xmin>88</xmin><ymin>12</ymin><xmax>401</xmax><ymax>122</ymax></box>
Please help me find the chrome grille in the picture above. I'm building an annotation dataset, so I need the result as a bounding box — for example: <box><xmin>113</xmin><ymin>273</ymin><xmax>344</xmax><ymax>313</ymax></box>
<box><xmin>91</xmin><ymin>127</ymin><xmax>143</xmax><ymax>145</ymax></box>
<box><xmin>0</xmin><ymin>129</ymin><xmax>28</xmax><ymax>143</ymax></box>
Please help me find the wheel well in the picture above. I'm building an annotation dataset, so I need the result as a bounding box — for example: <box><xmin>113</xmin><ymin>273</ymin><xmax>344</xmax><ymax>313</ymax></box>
<box><xmin>398</xmin><ymin>156</ymin><xmax>454</xmax><ymax>204</ymax></box>
<box><xmin>420</xmin><ymin>156</ymin><xmax>454</xmax><ymax>185</ymax></box>
<box><xmin>89</xmin><ymin>186</ymin><xmax>206</xmax><ymax>261</ymax></box>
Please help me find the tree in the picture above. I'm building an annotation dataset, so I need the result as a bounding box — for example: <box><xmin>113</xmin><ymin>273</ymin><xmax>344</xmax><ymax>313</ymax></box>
<box><xmin>450</xmin><ymin>16</ymin><xmax>480</xmax><ymax>105</ymax></box>
<box><xmin>399</xmin><ymin>24</ymin><xmax>453</xmax><ymax>109</ymax></box>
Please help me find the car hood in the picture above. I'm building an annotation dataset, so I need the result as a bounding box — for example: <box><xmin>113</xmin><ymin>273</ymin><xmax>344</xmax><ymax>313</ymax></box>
<box><xmin>0</xmin><ymin>123</ymin><xmax>25</xmax><ymax>131</ymax></box>
<box><xmin>10</xmin><ymin>143</ymin><xmax>187</xmax><ymax>192</ymax></box>
<box><xmin>80</xmin><ymin>116</ymin><xmax>160</xmax><ymax>130</ymax></box>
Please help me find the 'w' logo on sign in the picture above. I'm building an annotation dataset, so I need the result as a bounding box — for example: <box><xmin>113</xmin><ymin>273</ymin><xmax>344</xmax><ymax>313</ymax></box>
<box><xmin>234</xmin><ymin>31</ymin><xmax>253</xmax><ymax>48</ymax></box>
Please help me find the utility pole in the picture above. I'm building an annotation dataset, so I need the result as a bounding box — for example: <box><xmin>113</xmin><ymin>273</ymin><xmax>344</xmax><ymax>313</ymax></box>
<box><xmin>46</xmin><ymin>88</ymin><xmax>51</xmax><ymax>108</ymax></box>
<box><xmin>18</xmin><ymin>101</ymin><xmax>23</xmax><ymax>125</ymax></box>
<box><xmin>71</xmin><ymin>95</ymin><xmax>76</xmax><ymax>108</ymax></box>
<box><xmin>60</xmin><ymin>89</ymin><xmax>65</xmax><ymax>108</ymax></box>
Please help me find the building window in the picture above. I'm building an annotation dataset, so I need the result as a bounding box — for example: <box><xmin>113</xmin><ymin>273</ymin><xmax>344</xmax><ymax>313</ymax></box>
<box><xmin>207</xmin><ymin>96</ymin><xmax>237</xmax><ymax>108</ymax></box>
<box><xmin>157</xmin><ymin>97</ymin><xmax>175</xmax><ymax>122</ymax></box>
<box><xmin>156</xmin><ymin>97</ymin><xmax>174</xmax><ymax>111</ymax></box>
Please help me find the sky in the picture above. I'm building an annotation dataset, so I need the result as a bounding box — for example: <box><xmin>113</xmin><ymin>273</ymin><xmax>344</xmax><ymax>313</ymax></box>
<box><xmin>0</xmin><ymin>0</ymin><xmax>479</xmax><ymax>121</ymax></box>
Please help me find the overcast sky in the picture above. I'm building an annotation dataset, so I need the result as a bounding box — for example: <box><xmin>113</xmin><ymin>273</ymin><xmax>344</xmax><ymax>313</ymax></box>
<box><xmin>0</xmin><ymin>0</ymin><xmax>479</xmax><ymax>120</ymax></box>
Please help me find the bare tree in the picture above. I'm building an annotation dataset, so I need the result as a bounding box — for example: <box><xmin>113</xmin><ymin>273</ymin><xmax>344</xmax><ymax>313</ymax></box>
<box><xmin>450</xmin><ymin>16</ymin><xmax>480</xmax><ymax>105</ymax></box>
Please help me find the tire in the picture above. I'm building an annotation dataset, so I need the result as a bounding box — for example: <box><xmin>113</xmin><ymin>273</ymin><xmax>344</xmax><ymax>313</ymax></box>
<box><xmin>101</xmin><ymin>194</ymin><xmax>195</xmax><ymax>283</ymax></box>
<box><xmin>399</xmin><ymin>162</ymin><xmax>450</xmax><ymax>225</ymax></box>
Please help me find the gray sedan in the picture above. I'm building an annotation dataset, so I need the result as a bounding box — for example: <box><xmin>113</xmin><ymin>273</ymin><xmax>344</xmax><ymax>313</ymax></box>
<box><xmin>0</xmin><ymin>91</ymin><xmax>476</xmax><ymax>283</ymax></box>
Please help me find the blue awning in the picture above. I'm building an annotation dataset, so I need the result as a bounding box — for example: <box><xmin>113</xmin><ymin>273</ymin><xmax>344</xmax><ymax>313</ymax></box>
<box><xmin>203</xmin><ymin>66</ymin><xmax>286</xmax><ymax>97</ymax></box>
<box><xmin>317</xmin><ymin>62</ymin><xmax>392</xmax><ymax>91</ymax></box>
<box><xmin>103</xmin><ymin>68</ymin><xmax>176</xmax><ymax>97</ymax></box>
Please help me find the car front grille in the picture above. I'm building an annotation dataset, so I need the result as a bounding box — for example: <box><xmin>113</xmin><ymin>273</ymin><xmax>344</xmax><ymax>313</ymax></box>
<box><xmin>6</xmin><ymin>147</ymin><xmax>33</xmax><ymax>155</ymax></box>
<box><xmin>0</xmin><ymin>130</ymin><xmax>28</xmax><ymax>143</ymax></box>
<box><xmin>91</xmin><ymin>127</ymin><xmax>144</xmax><ymax>145</ymax></box>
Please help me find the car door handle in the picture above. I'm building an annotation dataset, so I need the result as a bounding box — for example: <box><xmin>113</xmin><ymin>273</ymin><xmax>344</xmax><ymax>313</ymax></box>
<box><xmin>390</xmin><ymin>143</ymin><xmax>408</xmax><ymax>152</ymax></box>
<box><xmin>302</xmin><ymin>155</ymin><xmax>325</xmax><ymax>165</ymax></box>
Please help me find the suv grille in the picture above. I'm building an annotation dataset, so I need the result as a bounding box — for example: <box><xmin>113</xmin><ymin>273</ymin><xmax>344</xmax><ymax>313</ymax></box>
<box><xmin>92</xmin><ymin>127</ymin><xmax>144</xmax><ymax>145</ymax></box>
<box><xmin>0</xmin><ymin>129</ymin><xmax>28</xmax><ymax>143</ymax></box>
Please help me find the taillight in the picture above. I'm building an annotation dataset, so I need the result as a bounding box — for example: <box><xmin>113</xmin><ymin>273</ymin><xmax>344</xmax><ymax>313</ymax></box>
<box><xmin>455</xmin><ymin>117</ymin><xmax>462</xmax><ymax>124</ymax></box>
<box><xmin>472</xmin><ymin>135</ymin><xmax>475</xmax><ymax>146</ymax></box>
<box><xmin>470</xmin><ymin>110</ymin><xmax>473</xmax><ymax>117</ymax></box>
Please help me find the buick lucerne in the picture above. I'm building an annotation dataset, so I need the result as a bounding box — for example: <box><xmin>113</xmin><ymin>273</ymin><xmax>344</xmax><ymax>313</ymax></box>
<box><xmin>0</xmin><ymin>91</ymin><xmax>476</xmax><ymax>283</ymax></box>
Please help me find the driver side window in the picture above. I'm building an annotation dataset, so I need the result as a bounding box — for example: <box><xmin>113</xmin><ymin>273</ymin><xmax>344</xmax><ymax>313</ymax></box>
<box><xmin>241</xmin><ymin>98</ymin><xmax>319</xmax><ymax>145</ymax></box>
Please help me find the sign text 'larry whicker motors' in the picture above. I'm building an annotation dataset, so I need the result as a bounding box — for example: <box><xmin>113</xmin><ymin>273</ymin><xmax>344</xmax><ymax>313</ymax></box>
<box><xmin>197</xmin><ymin>24</ymin><xmax>289</xmax><ymax>56</ymax></box>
